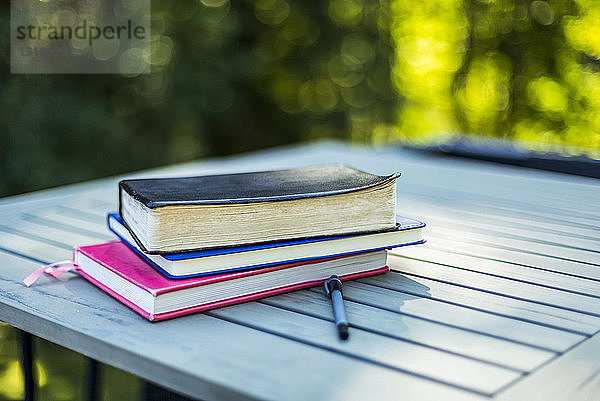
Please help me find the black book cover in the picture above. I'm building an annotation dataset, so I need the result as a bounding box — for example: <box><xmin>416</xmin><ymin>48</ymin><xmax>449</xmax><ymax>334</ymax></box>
<box><xmin>119</xmin><ymin>164</ymin><xmax>399</xmax><ymax>208</ymax></box>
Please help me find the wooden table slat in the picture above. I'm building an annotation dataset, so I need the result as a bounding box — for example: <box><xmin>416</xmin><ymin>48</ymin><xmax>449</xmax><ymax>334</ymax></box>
<box><xmin>494</xmin><ymin>331</ymin><xmax>600</xmax><ymax>401</ymax></box>
<box><xmin>0</xmin><ymin>230</ymin><xmax>72</xmax><ymax>262</ymax></box>
<box><xmin>399</xmin><ymin>197</ymin><xmax>600</xmax><ymax>239</ymax></box>
<box><xmin>399</xmin><ymin>203</ymin><xmax>600</xmax><ymax>252</ymax></box>
<box><xmin>425</xmin><ymin>228</ymin><xmax>600</xmax><ymax>266</ymax></box>
<box><xmin>394</xmin><ymin>245</ymin><xmax>600</xmax><ymax>296</ymax></box>
<box><xmin>358</xmin><ymin>274</ymin><xmax>599</xmax><ymax>339</ymax></box>
<box><xmin>263</xmin><ymin>289</ymin><xmax>555</xmax><ymax>371</ymax></box>
<box><xmin>419</xmin><ymin>237</ymin><xmax>600</xmax><ymax>282</ymax></box>
<box><xmin>400</xmin><ymin>184</ymin><xmax>600</xmax><ymax>229</ymax></box>
<box><xmin>3</xmin><ymin>218</ymin><xmax>110</xmax><ymax>248</ymax></box>
<box><xmin>344</xmin><ymin>280</ymin><xmax>588</xmax><ymax>347</ymax></box>
<box><xmin>384</xmin><ymin>257</ymin><xmax>600</xmax><ymax>317</ymax></box>
<box><xmin>210</xmin><ymin>302</ymin><xmax>523</xmax><ymax>395</ymax></box>
<box><xmin>20</xmin><ymin>212</ymin><xmax>113</xmax><ymax>240</ymax></box>
<box><xmin>398</xmin><ymin>171</ymin><xmax>600</xmax><ymax>220</ymax></box>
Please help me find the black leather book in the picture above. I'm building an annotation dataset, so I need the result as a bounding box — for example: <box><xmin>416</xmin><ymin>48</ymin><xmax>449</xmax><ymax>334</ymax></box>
<box><xmin>119</xmin><ymin>165</ymin><xmax>399</xmax><ymax>254</ymax></box>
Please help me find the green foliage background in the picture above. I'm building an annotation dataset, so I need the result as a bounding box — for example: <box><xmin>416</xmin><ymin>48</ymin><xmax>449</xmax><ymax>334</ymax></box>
<box><xmin>1</xmin><ymin>0</ymin><xmax>599</xmax><ymax>198</ymax></box>
<box><xmin>1</xmin><ymin>0</ymin><xmax>600</xmax><ymax>398</ymax></box>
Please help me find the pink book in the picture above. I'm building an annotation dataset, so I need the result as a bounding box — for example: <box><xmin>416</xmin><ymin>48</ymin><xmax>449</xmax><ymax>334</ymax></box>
<box><xmin>74</xmin><ymin>241</ymin><xmax>389</xmax><ymax>321</ymax></box>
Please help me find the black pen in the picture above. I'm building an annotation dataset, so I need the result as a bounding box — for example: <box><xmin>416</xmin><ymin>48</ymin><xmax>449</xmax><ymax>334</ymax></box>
<box><xmin>324</xmin><ymin>275</ymin><xmax>349</xmax><ymax>340</ymax></box>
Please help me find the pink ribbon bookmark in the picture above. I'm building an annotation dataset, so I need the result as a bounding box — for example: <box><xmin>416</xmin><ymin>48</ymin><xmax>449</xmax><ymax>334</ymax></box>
<box><xmin>23</xmin><ymin>260</ymin><xmax>76</xmax><ymax>287</ymax></box>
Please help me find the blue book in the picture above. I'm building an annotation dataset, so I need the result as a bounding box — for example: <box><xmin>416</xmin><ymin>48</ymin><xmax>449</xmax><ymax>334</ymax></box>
<box><xmin>107</xmin><ymin>213</ymin><xmax>425</xmax><ymax>279</ymax></box>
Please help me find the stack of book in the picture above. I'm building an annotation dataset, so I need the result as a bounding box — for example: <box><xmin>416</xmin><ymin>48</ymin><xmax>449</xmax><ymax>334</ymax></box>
<box><xmin>75</xmin><ymin>165</ymin><xmax>425</xmax><ymax>321</ymax></box>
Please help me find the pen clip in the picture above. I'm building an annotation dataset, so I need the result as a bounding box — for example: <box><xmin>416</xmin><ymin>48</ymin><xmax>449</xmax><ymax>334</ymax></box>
<box><xmin>324</xmin><ymin>275</ymin><xmax>343</xmax><ymax>297</ymax></box>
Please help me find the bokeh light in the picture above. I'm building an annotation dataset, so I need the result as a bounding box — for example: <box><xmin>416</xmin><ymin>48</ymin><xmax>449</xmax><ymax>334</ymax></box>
<box><xmin>1</xmin><ymin>0</ymin><xmax>599</xmax><ymax>196</ymax></box>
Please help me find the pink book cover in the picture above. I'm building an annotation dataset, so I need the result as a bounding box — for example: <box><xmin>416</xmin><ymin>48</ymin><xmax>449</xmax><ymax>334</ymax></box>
<box><xmin>74</xmin><ymin>241</ymin><xmax>389</xmax><ymax>321</ymax></box>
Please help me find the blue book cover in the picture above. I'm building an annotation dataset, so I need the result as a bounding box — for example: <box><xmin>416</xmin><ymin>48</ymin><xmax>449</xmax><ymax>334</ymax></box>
<box><xmin>107</xmin><ymin>212</ymin><xmax>425</xmax><ymax>279</ymax></box>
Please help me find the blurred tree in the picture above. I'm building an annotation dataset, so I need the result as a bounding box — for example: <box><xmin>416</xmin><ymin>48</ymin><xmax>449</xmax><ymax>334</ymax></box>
<box><xmin>0</xmin><ymin>0</ymin><xmax>396</xmax><ymax>197</ymax></box>
<box><xmin>390</xmin><ymin>0</ymin><xmax>600</xmax><ymax>155</ymax></box>
<box><xmin>1</xmin><ymin>0</ymin><xmax>599</xmax><ymax>199</ymax></box>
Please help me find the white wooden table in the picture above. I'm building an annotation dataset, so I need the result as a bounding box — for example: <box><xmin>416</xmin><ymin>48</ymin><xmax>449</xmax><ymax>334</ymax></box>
<box><xmin>1</xmin><ymin>141</ymin><xmax>599</xmax><ymax>401</ymax></box>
